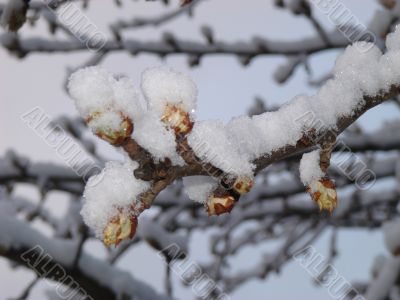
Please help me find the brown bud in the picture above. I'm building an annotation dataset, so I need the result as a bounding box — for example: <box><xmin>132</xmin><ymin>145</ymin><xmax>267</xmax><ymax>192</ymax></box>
<box><xmin>86</xmin><ymin>111</ymin><xmax>133</xmax><ymax>146</ymax></box>
<box><xmin>379</xmin><ymin>0</ymin><xmax>396</xmax><ymax>9</ymax></box>
<box><xmin>306</xmin><ymin>178</ymin><xmax>337</xmax><ymax>213</ymax></box>
<box><xmin>233</xmin><ymin>176</ymin><xmax>254</xmax><ymax>195</ymax></box>
<box><xmin>180</xmin><ymin>0</ymin><xmax>193</xmax><ymax>6</ymax></box>
<box><xmin>161</xmin><ymin>104</ymin><xmax>193</xmax><ymax>136</ymax></box>
<box><xmin>206</xmin><ymin>195</ymin><xmax>235</xmax><ymax>216</ymax></box>
<box><xmin>103</xmin><ymin>214</ymin><xmax>138</xmax><ymax>247</ymax></box>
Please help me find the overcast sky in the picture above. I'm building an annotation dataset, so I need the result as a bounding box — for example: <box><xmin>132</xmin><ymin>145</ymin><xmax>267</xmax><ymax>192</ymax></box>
<box><xmin>0</xmin><ymin>0</ymin><xmax>398</xmax><ymax>299</ymax></box>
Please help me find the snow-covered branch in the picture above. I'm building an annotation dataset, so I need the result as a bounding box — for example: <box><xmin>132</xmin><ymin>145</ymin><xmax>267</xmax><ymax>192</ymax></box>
<box><xmin>0</xmin><ymin>211</ymin><xmax>173</xmax><ymax>300</ymax></box>
<box><xmin>2</xmin><ymin>3</ymin><xmax>400</xmax><ymax>299</ymax></box>
<box><xmin>62</xmin><ymin>25</ymin><xmax>400</xmax><ymax>246</ymax></box>
<box><xmin>0</xmin><ymin>30</ymin><xmax>359</xmax><ymax>59</ymax></box>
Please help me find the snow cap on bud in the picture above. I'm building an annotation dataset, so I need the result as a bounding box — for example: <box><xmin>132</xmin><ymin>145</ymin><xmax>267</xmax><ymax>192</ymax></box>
<box><xmin>81</xmin><ymin>160</ymin><xmax>150</xmax><ymax>242</ymax></box>
<box><xmin>112</xmin><ymin>77</ymin><xmax>145</xmax><ymax>122</ymax></box>
<box><xmin>68</xmin><ymin>67</ymin><xmax>116</xmax><ymax>117</ymax></box>
<box><xmin>141</xmin><ymin>66</ymin><xmax>197</xmax><ymax>118</ymax></box>
<box><xmin>103</xmin><ymin>213</ymin><xmax>138</xmax><ymax>246</ymax></box>
<box><xmin>299</xmin><ymin>150</ymin><xmax>325</xmax><ymax>186</ymax></box>
<box><xmin>300</xmin><ymin>150</ymin><xmax>337</xmax><ymax>213</ymax></box>
<box><xmin>206</xmin><ymin>193</ymin><xmax>235</xmax><ymax>216</ymax></box>
<box><xmin>386</xmin><ymin>25</ymin><xmax>400</xmax><ymax>52</ymax></box>
<box><xmin>68</xmin><ymin>66</ymin><xmax>144</xmax><ymax>129</ymax></box>
<box><xmin>86</xmin><ymin>110</ymin><xmax>133</xmax><ymax>146</ymax></box>
<box><xmin>307</xmin><ymin>178</ymin><xmax>337</xmax><ymax>213</ymax></box>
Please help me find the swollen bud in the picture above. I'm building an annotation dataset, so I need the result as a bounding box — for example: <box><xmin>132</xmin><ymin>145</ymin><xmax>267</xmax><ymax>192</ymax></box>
<box><xmin>379</xmin><ymin>0</ymin><xmax>396</xmax><ymax>9</ymax></box>
<box><xmin>180</xmin><ymin>0</ymin><xmax>193</xmax><ymax>6</ymax></box>
<box><xmin>232</xmin><ymin>176</ymin><xmax>254</xmax><ymax>195</ymax></box>
<box><xmin>306</xmin><ymin>178</ymin><xmax>337</xmax><ymax>213</ymax></box>
<box><xmin>86</xmin><ymin>111</ymin><xmax>133</xmax><ymax>146</ymax></box>
<box><xmin>103</xmin><ymin>213</ymin><xmax>138</xmax><ymax>246</ymax></box>
<box><xmin>206</xmin><ymin>194</ymin><xmax>235</xmax><ymax>216</ymax></box>
<box><xmin>161</xmin><ymin>104</ymin><xmax>193</xmax><ymax>136</ymax></box>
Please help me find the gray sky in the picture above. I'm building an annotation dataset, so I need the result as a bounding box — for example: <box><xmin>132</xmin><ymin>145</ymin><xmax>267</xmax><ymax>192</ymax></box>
<box><xmin>0</xmin><ymin>0</ymin><xmax>398</xmax><ymax>299</ymax></box>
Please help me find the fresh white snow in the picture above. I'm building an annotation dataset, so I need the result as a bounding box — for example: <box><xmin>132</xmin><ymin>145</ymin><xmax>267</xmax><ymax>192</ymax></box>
<box><xmin>141</xmin><ymin>66</ymin><xmax>197</xmax><ymax>117</ymax></box>
<box><xmin>131</xmin><ymin>110</ymin><xmax>184</xmax><ymax>165</ymax></box>
<box><xmin>188</xmin><ymin>119</ymin><xmax>255</xmax><ymax>177</ymax></box>
<box><xmin>183</xmin><ymin>176</ymin><xmax>218</xmax><ymax>203</ymax></box>
<box><xmin>81</xmin><ymin>159</ymin><xmax>150</xmax><ymax>238</ymax></box>
<box><xmin>299</xmin><ymin>149</ymin><xmax>324</xmax><ymax>187</ymax></box>
<box><xmin>68</xmin><ymin>67</ymin><xmax>117</xmax><ymax>117</ymax></box>
<box><xmin>69</xmin><ymin>27</ymin><xmax>400</xmax><ymax>238</ymax></box>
